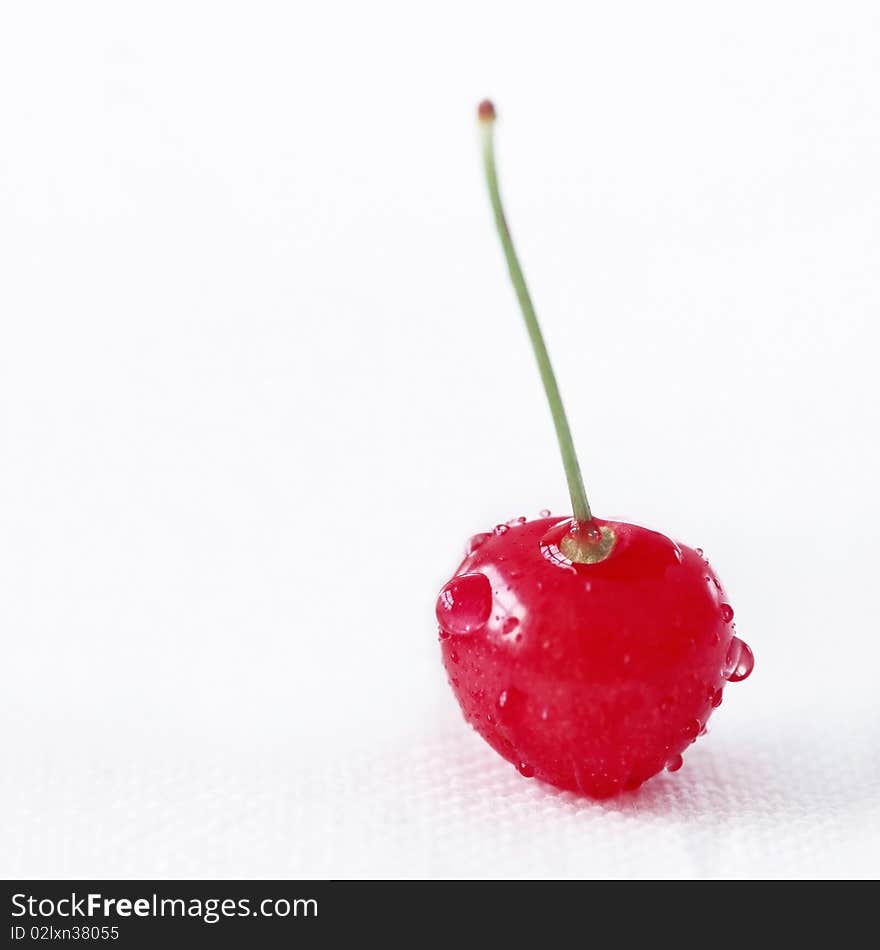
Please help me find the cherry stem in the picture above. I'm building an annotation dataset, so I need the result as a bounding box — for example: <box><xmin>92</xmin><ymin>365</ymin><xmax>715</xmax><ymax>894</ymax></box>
<box><xmin>478</xmin><ymin>100</ymin><xmax>593</xmax><ymax>525</ymax></box>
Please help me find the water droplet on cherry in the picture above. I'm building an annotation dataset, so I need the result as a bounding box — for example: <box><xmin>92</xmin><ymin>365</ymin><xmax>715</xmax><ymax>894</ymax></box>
<box><xmin>496</xmin><ymin>686</ymin><xmax>527</xmax><ymax>724</ymax></box>
<box><xmin>514</xmin><ymin>515</ymin><xmax>526</xmax><ymax>524</ymax></box>
<box><xmin>501</xmin><ymin>616</ymin><xmax>520</xmax><ymax>635</ymax></box>
<box><xmin>517</xmin><ymin>762</ymin><xmax>535</xmax><ymax>778</ymax></box>
<box><xmin>539</xmin><ymin>508</ymin><xmax>551</xmax><ymax>517</ymax></box>
<box><xmin>466</xmin><ymin>532</ymin><xmax>492</xmax><ymax>555</ymax></box>
<box><xmin>494</xmin><ymin>524</ymin><xmax>509</xmax><ymax>536</ymax></box>
<box><xmin>666</xmin><ymin>754</ymin><xmax>683</xmax><ymax>772</ymax></box>
<box><xmin>711</xmin><ymin>687</ymin><xmax>723</xmax><ymax>708</ymax></box>
<box><xmin>575</xmin><ymin>523</ymin><xmax>601</xmax><ymax>544</ymax></box>
<box><xmin>436</xmin><ymin>573</ymin><xmax>493</xmax><ymax>635</ymax></box>
<box><xmin>682</xmin><ymin>719</ymin><xmax>700</xmax><ymax>741</ymax></box>
<box><xmin>720</xmin><ymin>603</ymin><xmax>734</xmax><ymax>623</ymax></box>
<box><xmin>695</xmin><ymin>547</ymin><xmax>704</xmax><ymax>557</ymax></box>
<box><xmin>724</xmin><ymin>637</ymin><xmax>754</xmax><ymax>682</ymax></box>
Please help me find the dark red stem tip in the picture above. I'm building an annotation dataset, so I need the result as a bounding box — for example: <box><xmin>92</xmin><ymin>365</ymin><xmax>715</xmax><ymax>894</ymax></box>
<box><xmin>477</xmin><ymin>99</ymin><xmax>496</xmax><ymax>122</ymax></box>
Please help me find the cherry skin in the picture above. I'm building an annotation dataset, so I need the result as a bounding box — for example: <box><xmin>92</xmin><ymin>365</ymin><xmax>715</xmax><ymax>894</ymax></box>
<box><xmin>437</xmin><ymin>515</ymin><xmax>753</xmax><ymax>798</ymax></box>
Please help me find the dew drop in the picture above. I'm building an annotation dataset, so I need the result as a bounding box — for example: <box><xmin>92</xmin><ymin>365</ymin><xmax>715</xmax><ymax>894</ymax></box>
<box><xmin>517</xmin><ymin>762</ymin><xmax>535</xmax><ymax>778</ymax></box>
<box><xmin>724</xmin><ymin>637</ymin><xmax>754</xmax><ymax>682</ymax></box>
<box><xmin>539</xmin><ymin>508</ymin><xmax>551</xmax><ymax>518</ymax></box>
<box><xmin>435</xmin><ymin>573</ymin><xmax>493</xmax><ymax>636</ymax></box>
<box><xmin>486</xmin><ymin>713</ymin><xmax>495</xmax><ymax>724</ymax></box>
<box><xmin>695</xmin><ymin>547</ymin><xmax>704</xmax><ymax>557</ymax></box>
<box><xmin>438</xmin><ymin>627</ymin><xmax>449</xmax><ymax>640</ymax></box>
<box><xmin>514</xmin><ymin>515</ymin><xmax>527</xmax><ymax>524</ymax></box>
<box><xmin>682</xmin><ymin>719</ymin><xmax>700</xmax><ymax>742</ymax></box>
<box><xmin>496</xmin><ymin>686</ymin><xmax>527</xmax><ymax>726</ymax></box>
<box><xmin>666</xmin><ymin>754</ymin><xmax>684</xmax><ymax>772</ymax></box>
<box><xmin>501</xmin><ymin>616</ymin><xmax>520</xmax><ymax>635</ymax></box>
<box><xmin>720</xmin><ymin>603</ymin><xmax>735</xmax><ymax>623</ymax></box>
<box><xmin>711</xmin><ymin>687</ymin><xmax>724</xmax><ymax>708</ymax></box>
<box><xmin>699</xmin><ymin>722</ymin><xmax>711</xmax><ymax>736</ymax></box>
<box><xmin>494</xmin><ymin>524</ymin><xmax>509</xmax><ymax>536</ymax></box>
<box><xmin>577</xmin><ymin>524</ymin><xmax>601</xmax><ymax>544</ymax></box>
<box><xmin>449</xmin><ymin>650</ymin><xmax>459</xmax><ymax>665</ymax></box>
<box><xmin>466</xmin><ymin>532</ymin><xmax>492</xmax><ymax>555</ymax></box>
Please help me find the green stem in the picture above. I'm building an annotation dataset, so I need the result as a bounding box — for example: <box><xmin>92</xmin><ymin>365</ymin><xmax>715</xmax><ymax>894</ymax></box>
<box><xmin>478</xmin><ymin>101</ymin><xmax>593</xmax><ymax>525</ymax></box>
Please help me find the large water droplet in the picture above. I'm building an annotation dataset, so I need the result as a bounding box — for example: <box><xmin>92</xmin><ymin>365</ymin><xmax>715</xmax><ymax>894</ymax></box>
<box><xmin>724</xmin><ymin>637</ymin><xmax>754</xmax><ymax>682</ymax></box>
<box><xmin>711</xmin><ymin>687</ymin><xmax>724</xmax><ymax>708</ymax></box>
<box><xmin>436</xmin><ymin>573</ymin><xmax>493</xmax><ymax>635</ymax></box>
<box><xmin>720</xmin><ymin>603</ymin><xmax>735</xmax><ymax>623</ymax></box>
<box><xmin>517</xmin><ymin>762</ymin><xmax>535</xmax><ymax>778</ymax></box>
<box><xmin>666</xmin><ymin>754</ymin><xmax>683</xmax><ymax>772</ymax></box>
<box><xmin>466</xmin><ymin>532</ymin><xmax>492</xmax><ymax>555</ymax></box>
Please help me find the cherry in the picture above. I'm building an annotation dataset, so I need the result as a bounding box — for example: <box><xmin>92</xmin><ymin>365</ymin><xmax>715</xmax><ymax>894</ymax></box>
<box><xmin>436</xmin><ymin>101</ymin><xmax>754</xmax><ymax>798</ymax></box>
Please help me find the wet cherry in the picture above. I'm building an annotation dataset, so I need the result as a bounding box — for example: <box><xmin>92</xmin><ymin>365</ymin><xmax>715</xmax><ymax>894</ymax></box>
<box><xmin>435</xmin><ymin>101</ymin><xmax>754</xmax><ymax>798</ymax></box>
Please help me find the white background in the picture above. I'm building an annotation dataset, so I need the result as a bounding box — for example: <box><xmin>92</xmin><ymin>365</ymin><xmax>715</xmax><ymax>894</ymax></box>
<box><xmin>2</xmin><ymin>1</ymin><xmax>878</xmax><ymax>879</ymax></box>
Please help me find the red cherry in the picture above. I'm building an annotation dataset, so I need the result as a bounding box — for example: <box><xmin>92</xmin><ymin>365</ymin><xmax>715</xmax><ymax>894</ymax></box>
<box><xmin>436</xmin><ymin>517</ymin><xmax>752</xmax><ymax>797</ymax></box>
<box><xmin>438</xmin><ymin>102</ymin><xmax>755</xmax><ymax>798</ymax></box>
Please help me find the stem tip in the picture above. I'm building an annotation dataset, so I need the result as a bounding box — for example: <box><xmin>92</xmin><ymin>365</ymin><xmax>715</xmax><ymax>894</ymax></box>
<box><xmin>477</xmin><ymin>99</ymin><xmax>496</xmax><ymax>123</ymax></box>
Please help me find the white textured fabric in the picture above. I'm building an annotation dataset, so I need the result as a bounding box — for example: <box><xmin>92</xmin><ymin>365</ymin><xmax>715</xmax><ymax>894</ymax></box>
<box><xmin>4</xmin><ymin>692</ymin><xmax>878</xmax><ymax>879</ymax></box>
